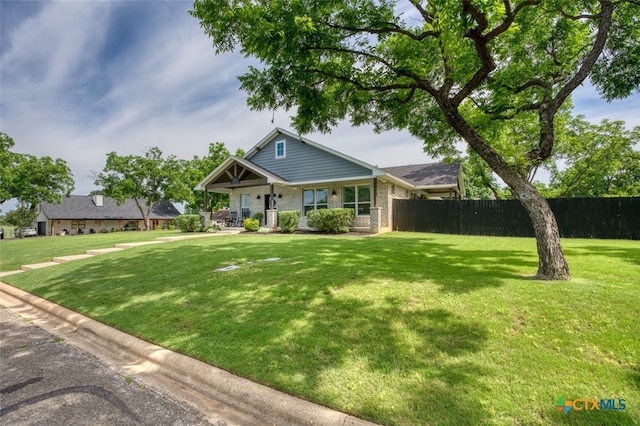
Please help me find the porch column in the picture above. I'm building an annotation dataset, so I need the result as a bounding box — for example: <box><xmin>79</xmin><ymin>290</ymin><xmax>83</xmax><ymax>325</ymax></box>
<box><xmin>266</xmin><ymin>209</ymin><xmax>278</xmax><ymax>230</ymax></box>
<box><xmin>370</xmin><ymin>207</ymin><xmax>382</xmax><ymax>234</ymax></box>
<box><xmin>201</xmin><ymin>211</ymin><xmax>211</xmax><ymax>229</ymax></box>
<box><xmin>267</xmin><ymin>183</ymin><xmax>277</xmax><ymax>230</ymax></box>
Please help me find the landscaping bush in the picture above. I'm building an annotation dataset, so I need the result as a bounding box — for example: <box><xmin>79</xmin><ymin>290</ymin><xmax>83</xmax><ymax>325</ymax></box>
<box><xmin>307</xmin><ymin>208</ymin><xmax>354</xmax><ymax>233</ymax></box>
<box><xmin>174</xmin><ymin>214</ymin><xmax>201</xmax><ymax>232</ymax></box>
<box><xmin>252</xmin><ymin>212</ymin><xmax>264</xmax><ymax>225</ymax></box>
<box><xmin>243</xmin><ymin>218</ymin><xmax>259</xmax><ymax>231</ymax></box>
<box><xmin>278</xmin><ymin>210</ymin><xmax>300</xmax><ymax>233</ymax></box>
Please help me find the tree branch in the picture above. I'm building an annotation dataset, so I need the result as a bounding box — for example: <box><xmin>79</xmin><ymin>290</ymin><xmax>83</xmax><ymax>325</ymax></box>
<box><xmin>303</xmin><ymin>45</ymin><xmax>438</xmax><ymax>95</ymax></box>
<box><xmin>462</xmin><ymin>0</ymin><xmax>489</xmax><ymax>33</ymax></box>
<box><xmin>515</xmin><ymin>79</ymin><xmax>552</xmax><ymax>94</ymax></box>
<box><xmin>489</xmin><ymin>103</ymin><xmax>543</xmax><ymax>120</ymax></box>
<box><xmin>527</xmin><ymin>0</ymin><xmax>615</xmax><ymax>165</ymax></box>
<box><xmin>398</xmin><ymin>87</ymin><xmax>417</xmax><ymax>104</ymax></box>
<box><xmin>408</xmin><ymin>0</ymin><xmax>435</xmax><ymax>24</ymax></box>
<box><xmin>324</xmin><ymin>21</ymin><xmax>438</xmax><ymax>41</ymax></box>
<box><xmin>307</xmin><ymin>67</ymin><xmax>422</xmax><ymax>94</ymax></box>
<box><xmin>453</xmin><ymin>0</ymin><xmax>542</xmax><ymax>104</ymax></box>
<box><xmin>486</xmin><ymin>0</ymin><xmax>541</xmax><ymax>41</ymax></box>
<box><xmin>553</xmin><ymin>0</ymin><xmax>614</xmax><ymax>110</ymax></box>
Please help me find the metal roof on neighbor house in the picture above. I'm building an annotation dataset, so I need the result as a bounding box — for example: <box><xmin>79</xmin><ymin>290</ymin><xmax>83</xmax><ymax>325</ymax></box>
<box><xmin>210</xmin><ymin>209</ymin><xmax>230</xmax><ymax>220</ymax></box>
<box><xmin>382</xmin><ymin>162</ymin><xmax>461</xmax><ymax>187</ymax></box>
<box><xmin>38</xmin><ymin>195</ymin><xmax>180</xmax><ymax>220</ymax></box>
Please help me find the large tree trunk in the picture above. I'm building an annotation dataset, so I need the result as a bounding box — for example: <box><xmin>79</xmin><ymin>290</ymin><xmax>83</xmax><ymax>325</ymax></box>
<box><xmin>441</xmin><ymin>106</ymin><xmax>570</xmax><ymax>280</ymax></box>
<box><xmin>517</xmin><ymin>184</ymin><xmax>570</xmax><ymax>280</ymax></box>
<box><xmin>133</xmin><ymin>198</ymin><xmax>152</xmax><ymax>231</ymax></box>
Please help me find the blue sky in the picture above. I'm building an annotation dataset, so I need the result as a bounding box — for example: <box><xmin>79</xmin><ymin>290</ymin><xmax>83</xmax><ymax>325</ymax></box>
<box><xmin>2</xmin><ymin>0</ymin><xmax>639</xmax><ymax>201</ymax></box>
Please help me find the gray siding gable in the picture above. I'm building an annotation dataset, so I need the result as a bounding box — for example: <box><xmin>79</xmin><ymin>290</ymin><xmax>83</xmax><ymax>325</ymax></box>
<box><xmin>247</xmin><ymin>133</ymin><xmax>373</xmax><ymax>182</ymax></box>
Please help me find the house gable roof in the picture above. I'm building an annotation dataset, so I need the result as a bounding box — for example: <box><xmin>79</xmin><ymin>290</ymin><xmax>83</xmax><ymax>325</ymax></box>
<box><xmin>39</xmin><ymin>195</ymin><xmax>180</xmax><ymax>220</ymax></box>
<box><xmin>195</xmin><ymin>156</ymin><xmax>289</xmax><ymax>192</ymax></box>
<box><xmin>382</xmin><ymin>162</ymin><xmax>462</xmax><ymax>188</ymax></box>
<box><xmin>196</xmin><ymin>128</ymin><xmax>463</xmax><ymax>196</ymax></box>
<box><xmin>245</xmin><ymin>128</ymin><xmax>384</xmax><ymax>172</ymax></box>
<box><xmin>244</xmin><ymin>128</ymin><xmax>387</xmax><ymax>184</ymax></box>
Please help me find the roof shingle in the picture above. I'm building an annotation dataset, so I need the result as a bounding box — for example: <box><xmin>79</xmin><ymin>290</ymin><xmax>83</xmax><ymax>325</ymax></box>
<box><xmin>382</xmin><ymin>162</ymin><xmax>461</xmax><ymax>187</ymax></box>
<box><xmin>39</xmin><ymin>195</ymin><xmax>180</xmax><ymax>220</ymax></box>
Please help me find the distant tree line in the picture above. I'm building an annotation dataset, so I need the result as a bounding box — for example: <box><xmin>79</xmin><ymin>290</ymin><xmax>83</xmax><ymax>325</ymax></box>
<box><xmin>92</xmin><ymin>143</ymin><xmax>243</xmax><ymax>231</ymax></box>
<box><xmin>452</xmin><ymin>114</ymin><xmax>639</xmax><ymax>200</ymax></box>
<box><xmin>0</xmin><ymin>130</ymin><xmax>243</xmax><ymax>231</ymax></box>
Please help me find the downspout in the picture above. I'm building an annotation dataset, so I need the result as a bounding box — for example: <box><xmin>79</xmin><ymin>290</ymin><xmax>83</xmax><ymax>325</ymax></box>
<box><xmin>373</xmin><ymin>178</ymin><xmax>377</xmax><ymax>207</ymax></box>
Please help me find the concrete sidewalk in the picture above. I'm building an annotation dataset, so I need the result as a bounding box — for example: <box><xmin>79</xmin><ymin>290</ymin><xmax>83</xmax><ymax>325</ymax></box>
<box><xmin>16</xmin><ymin>231</ymin><xmax>242</xmax><ymax>272</ymax></box>
<box><xmin>0</xmin><ymin>231</ymin><xmax>378</xmax><ymax>426</ymax></box>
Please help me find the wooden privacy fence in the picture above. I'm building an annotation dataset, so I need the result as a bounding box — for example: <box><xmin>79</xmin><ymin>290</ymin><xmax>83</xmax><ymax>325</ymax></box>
<box><xmin>392</xmin><ymin>197</ymin><xmax>640</xmax><ymax>239</ymax></box>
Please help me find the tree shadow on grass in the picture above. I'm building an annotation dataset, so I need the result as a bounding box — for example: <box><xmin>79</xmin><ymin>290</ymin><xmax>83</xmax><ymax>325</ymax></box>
<box><xmin>3</xmin><ymin>234</ymin><xmax>545</xmax><ymax>424</ymax></box>
<box><xmin>563</xmin><ymin>244</ymin><xmax>640</xmax><ymax>269</ymax></box>
<box><xmin>277</xmin><ymin>234</ymin><xmax>538</xmax><ymax>294</ymax></box>
<box><xmin>185</xmin><ymin>279</ymin><xmax>493</xmax><ymax>425</ymax></box>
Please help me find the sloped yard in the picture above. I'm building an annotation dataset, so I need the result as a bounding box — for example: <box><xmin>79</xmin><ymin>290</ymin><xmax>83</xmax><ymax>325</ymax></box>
<box><xmin>2</xmin><ymin>232</ymin><xmax>638</xmax><ymax>425</ymax></box>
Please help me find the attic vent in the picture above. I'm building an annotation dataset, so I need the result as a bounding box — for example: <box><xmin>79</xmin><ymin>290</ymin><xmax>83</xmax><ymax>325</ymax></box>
<box><xmin>93</xmin><ymin>194</ymin><xmax>104</xmax><ymax>207</ymax></box>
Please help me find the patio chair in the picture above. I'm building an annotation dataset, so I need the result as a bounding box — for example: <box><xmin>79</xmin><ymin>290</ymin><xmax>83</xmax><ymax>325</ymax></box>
<box><xmin>241</xmin><ymin>208</ymin><xmax>251</xmax><ymax>226</ymax></box>
<box><xmin>229</xmin><ymin>210</ymin><xmax>239</xmax><ymax>227</ymax></box>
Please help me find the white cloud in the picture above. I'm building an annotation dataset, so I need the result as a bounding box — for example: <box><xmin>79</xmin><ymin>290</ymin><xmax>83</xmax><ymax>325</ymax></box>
<box><xmin>1</xmin><ymin>0</ymin><xmax>638</xmax><ymax>205</ymax></box>
<box><xmin>572</xmin><ymin>82</ymin><xmax>640</xmax><ymax>129</ymax></box>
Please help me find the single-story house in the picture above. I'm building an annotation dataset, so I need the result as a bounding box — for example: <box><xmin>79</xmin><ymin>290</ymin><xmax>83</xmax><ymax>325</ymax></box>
<box><xmin>195</xmin><ymin>128</ymin><xmax>464</xmax><ymax>233</ymax></box>
<box><xmin>210</xmin><ymin>208</ymin><xmax>231</xmax><ymax>227</ymax></box>
<box><xmin>35</xmin><ymin>195</ymin><xmax>180</xmax><ymax>236</ymax></box>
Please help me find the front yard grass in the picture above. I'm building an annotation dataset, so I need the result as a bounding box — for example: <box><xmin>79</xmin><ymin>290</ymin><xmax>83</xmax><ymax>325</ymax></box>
<box><xmin>0</xmin><ymin>230</ymin><xmax>182</xmax><ymax>271</ymax></box>
<box><xmin>2</xmin><ymin>232</ymin><xmax>639</xmax><ymax>425</ymax></box>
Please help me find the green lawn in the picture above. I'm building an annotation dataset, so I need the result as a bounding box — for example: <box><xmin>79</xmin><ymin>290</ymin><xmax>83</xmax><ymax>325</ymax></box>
<box><xmin>0</xmin><ymin>230</ymin><xmax>182</xmax><ymax>271</ymax></box>
<box><xmin>2</xmin><ymin>232</ymin><xmax>638</xmax><ymax>425</ymax></box>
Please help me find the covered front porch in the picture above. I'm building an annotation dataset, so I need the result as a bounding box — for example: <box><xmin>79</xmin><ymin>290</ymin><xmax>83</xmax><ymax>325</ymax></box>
<box><xmin>199</xmin><ymin>156</ymin><xmax>289</xmax><ymax>230</ymax></box>
<box><xmin>197</xmin><ymin>156</ymin><xmax>387</xmax><ymax>233</ymax></box>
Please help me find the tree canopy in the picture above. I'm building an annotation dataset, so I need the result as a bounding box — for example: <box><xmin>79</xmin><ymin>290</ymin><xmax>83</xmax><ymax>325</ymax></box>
<box><xmin>0</xmin><ymin>132</ymin><xmax>74</xmax><ymax>209</ymax></box>
<box><xmin>94</xmin><ymin>147</ymin><xmax>192</xmax><ymax>230</ymax></box>
<box><xmin>549</xmin><ymin>119</ymin><xmax>640</xmax><ymax>197</ymax></box>
<box><xmin>456</xmin><ymin>115</ymin><xmax>640</xmax><ymax>199</ymax></box>
<box><xmin>192</xmin><ymin>0</ymin><xmax>640</xmax><ymax>280</ymax></box>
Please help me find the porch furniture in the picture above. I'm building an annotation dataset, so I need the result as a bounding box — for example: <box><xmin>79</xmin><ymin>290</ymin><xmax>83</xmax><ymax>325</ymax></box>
<box><xmin>229</xmin><ymin>210</ymin><xmax>239</xmax><ymax>227</ymax></box>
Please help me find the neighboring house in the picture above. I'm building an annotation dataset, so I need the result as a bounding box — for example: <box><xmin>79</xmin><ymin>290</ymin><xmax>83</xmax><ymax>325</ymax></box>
<box><xmin>195</xmin><ymin>128</ymin><xmax>464</xmax><ymax>233</ymax></box>
<box><xmin>36</xmin><ymin>195</ymin><xmax>180</xmax><ymax>236</ymax></box>
<box><xmin>210</xmin><ymin>208</ymin><xmax>230</xmax><ymax>227</ymax></box>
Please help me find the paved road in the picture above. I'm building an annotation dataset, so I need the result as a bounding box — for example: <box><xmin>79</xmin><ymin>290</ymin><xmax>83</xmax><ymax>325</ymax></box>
<box><xmin>0</xmin><ymin>307</ymin><xmax>216</xmax><ymax>426</ymax></box>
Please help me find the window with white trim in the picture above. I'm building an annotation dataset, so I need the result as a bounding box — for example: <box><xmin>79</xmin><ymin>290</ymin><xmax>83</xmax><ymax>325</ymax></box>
<box><xmin>241</xmin><ymin>194</ymin><xmax>250</xmax><ymax>209</ymax></box>
<box><xmin>275</xmin><ymin>140</ymin><xmax>286</xmax><ymax>159</ymax></box>
<box><xmin>343</xmin><ymin>185</ymin><xmax>371</xmax><ymax>216</ymax></box>
<box><xmin>303</xmin><ymin>188</ymin><xmax>328</xmax><ymax>214</ymax></box>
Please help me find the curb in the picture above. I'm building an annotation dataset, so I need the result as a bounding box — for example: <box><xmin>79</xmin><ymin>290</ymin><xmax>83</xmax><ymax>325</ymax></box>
<box><xmin>0</xmin><ymin>281</ymin><xmax>378</xmax><ymax>426</ymax></box>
